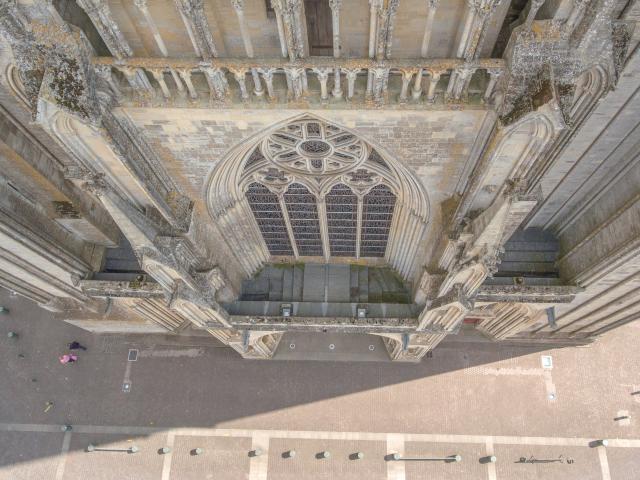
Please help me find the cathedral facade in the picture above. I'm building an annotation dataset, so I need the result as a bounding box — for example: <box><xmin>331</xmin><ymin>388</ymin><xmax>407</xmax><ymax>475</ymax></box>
<box><xmin>0</xmin><ymin>0</ymin><xmax>638</xmax><ymax>360</ymax></box>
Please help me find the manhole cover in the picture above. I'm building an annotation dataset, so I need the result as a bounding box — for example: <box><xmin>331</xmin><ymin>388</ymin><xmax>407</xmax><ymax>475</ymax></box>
<box><xmin>289</xmin><ymin>343</ymin><xmax>295</xmax><ymax>349</ymax></box>
<box><xmin>329</xmin><ymin>344</ymin><xmax>335</xmax><ymax>350</ymax></box>
<box><xmin>368</xmin><ymin>345</ymin><xmax>375</xmax><ymax>351</ymax></box>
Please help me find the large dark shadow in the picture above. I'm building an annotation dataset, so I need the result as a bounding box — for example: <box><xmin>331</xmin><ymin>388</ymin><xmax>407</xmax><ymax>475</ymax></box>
<box><xmin>0</xmin><ymin>287</ymin><xmax>607</xmax><ymax>474</ymax></box>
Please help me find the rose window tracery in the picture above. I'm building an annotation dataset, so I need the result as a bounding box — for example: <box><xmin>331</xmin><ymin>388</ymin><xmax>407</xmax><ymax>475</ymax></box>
<box><xmin>262</xmin><ymin>120</ymin><xmax>366</xmax><ymax>175</ymax></box>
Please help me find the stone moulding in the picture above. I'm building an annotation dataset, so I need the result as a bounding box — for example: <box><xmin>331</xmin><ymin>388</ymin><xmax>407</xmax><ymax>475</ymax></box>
<box><xmin>227</xmin><ymin>315</ymin><xmax>424</xmax><ymax>333</ymax></box>
<box><xmin>475</xmin><ymin>285</ymin><xmax>583</xmax><ymax>304</ymax></box>
<box><xmin>92</xmin><ymin>55</ymin><xmax>504</xmax><ymax>73</ymax></box>
<box><xmin>79</xmin><ymin>279</ymin><xmax>166</xmax><ymax>299</ymax></box>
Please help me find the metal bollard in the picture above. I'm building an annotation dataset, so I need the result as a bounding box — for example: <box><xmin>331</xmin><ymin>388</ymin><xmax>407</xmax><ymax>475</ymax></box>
<box><xmin>480</xmin><ymin>455</ymin><xmax>497</xmax><ymax>464</ymax></box>
<box><xmin>193</xmin><ymin>448</ymin><xmax>204</xmax><ymax>455</ymax></box>
<box><xmin>251</xmin><ymin>448</ymin><xmax>263</xmax><ymax>457</ymax></box>
<box><xmin>61</xmin><ymin>425</ymin><xmax>72</xmax><ymax>432</ymax></box>
<box><xmin>7</xmin><ymin>331</ymin><xmax>18</xmax><ymax>339</ymax></box>
<box><xmin>284</xmin><ymin>450</ymin><xmax>296</xmax><ymax>458</ymax></box>
<box><xmin>318</xmin><ymin>451</ymin><xmax>330</xmax><ymax>459</ymax></box>
<box><xmin>160</xmin><ymin>447</ymin><xmax>171</xmax><ymax>454</ymax></box>
<box><xmin>353</xmin><ymin>452</ymin><xmax>364</xmax><ymax>460</ymax></box>
<box><xmin>0</xmin><ymin>306</ymin><xmax>9</xmax><ymax>314</ymax></box>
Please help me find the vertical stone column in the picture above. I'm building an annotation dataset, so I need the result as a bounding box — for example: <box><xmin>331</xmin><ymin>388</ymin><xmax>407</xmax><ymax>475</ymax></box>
<box><xmin>399</xmin><ymin>69</ymin><xmax>415</xmax><ymax>102</ymax></box>
<box><xmin>77</xmin><ymin>0</ymin><xmax>132</xmax><ymax>58</ymax></box>
<box><xmin>116</xmin><ymin>65</ymin><xmax>155</xmax><ymax>96</ymax></box>
<box><xmin>375</xmin><ymin>0</ymin><xmax>400</xmax><ymax>60</ymax></box>
<box><xmin>258</xmin><ymin>68</ymin><xmax>278</xmax><ymax>99</ymax></box>
<box><xmin>343</xmin><ymin>68</ymin><xmax>361</xmax><ymax>100</ymax></box>
<box><xmin>285</xmin><ymin>67</ymin><xmax>305</xmax><ymax>99</ymax></box>
<box><xmin>178</xmin><ymin>68</ymin><xmax>199</xmax><ymax>99</ymax></box>
<box><xmin>446</xmin><ymin>64</ymin><xmax>476</xmax><ymax>101</ymax></box>
<box><xmin>150</xmin><ymin>69</ymin><xmax>171</xmax><ymax>99</ymax></box>
<box><xmin>134</xmin><ymin>0</ymin><xmax>169</xmax><ymax>56</ymax></box>
<box><xmin>201</xmin><ymin>65</ymin><xmax>229</xmax><ymax>101</ymax></box>
<box><xmin>456</xmin><ymin>0</ymin><xmax>502</xmax><ymax>61</ymax></box>
<box><xmin>272</xmin><ymin>0</ymin><xmax>305</xmax><ymax>61</ymax></box>
<box><xmin>135</xmin><ymin>0</ymin><xmax>185</xmax><ymax>96</ymax></box>
<box><xmin>272</xmin><ymin>0</ymin><xmax>289</xmax><ymax>57</ymax></box>
<box><xmin>426</xmin><ymin>70</ymin><xmax>442</xmax><ymax>102</ymax></box>
<box><xmin>420</xmin><ymin>0</ymin><xmax>440</xmax><ymax>57</ymax></box>
<box><xmin>483</xmin><ymin>68</ymin><xmax>503</xmax><ymax>103</ymax></box>
<box><xmin>174</xmin><ymin>0</ymin><xmax>218</xmax><ymax>59</ymax></box>
<box><xmin>230</xmin><ymin>0</ymin><xmax>264</xmax><ymax>97</ymax></box>
<box><xmin>230</xmin><ymin>68</ymin><xmax>250</xmax><ymax>100</ymax></box>
<box><xmin>312</xmin><ymin>68</ymin><xmax>331</xmax><ymax>100</ymax></box>
<box><xmin>366</xmin><ymin>0</ymin><xmax>382</xmax><ymax>98</ymax></box>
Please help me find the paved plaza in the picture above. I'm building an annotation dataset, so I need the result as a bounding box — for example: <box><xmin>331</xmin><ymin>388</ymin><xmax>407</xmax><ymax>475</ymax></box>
<box><xmin>1</xmin><ymin>288</ymin><xmax>639</xmax><ymax>479</ymax></box>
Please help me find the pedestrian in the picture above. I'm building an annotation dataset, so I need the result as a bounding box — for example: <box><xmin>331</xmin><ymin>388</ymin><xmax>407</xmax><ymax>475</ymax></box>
<box><xmin>68</xmin><ymin>341</ymin><xmax>87</xmax><ymax>351</ymax></box>
<box><xmin>59</xmin><ymin>353</ymin><xmax>78</xmax><ymax>364</ymax></box>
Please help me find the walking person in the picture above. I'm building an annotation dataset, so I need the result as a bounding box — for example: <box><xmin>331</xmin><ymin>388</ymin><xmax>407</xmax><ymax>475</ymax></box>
<box><xmin>68</xmin><ymin>341</ymin><xmax>87</xmax><ymax>351</ymax></box>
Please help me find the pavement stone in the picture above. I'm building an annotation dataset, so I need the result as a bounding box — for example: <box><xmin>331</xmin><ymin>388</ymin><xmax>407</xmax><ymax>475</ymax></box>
<box><xmin>169</xmin><ymin>435</ymin><xmax>251</xmax><ymax>480</ymax></box>
<box><xmin>0</xmin><ymin>431</ymin><xmax>63</xmax><ymax>480</ymax></box>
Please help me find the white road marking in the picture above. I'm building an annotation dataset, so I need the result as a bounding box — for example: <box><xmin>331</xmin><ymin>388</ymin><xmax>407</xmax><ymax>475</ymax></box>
<box><xmin>386</xmin><ymin>434</ymin><xmax>405</xmax><ymax>480</ymax></box>
<box><xmin>54</xmin><ymin>431</ymin><xmax>71</xmax><ymax>480</ymax></box>
<box><xmin>1</xmin><ymin>422</ymin><xmax>640</xmax><ymax>448</ymax></box>
<box><xmin>485</xmin><ymin>438</ymin><xmax>497</xmax><ymax>480</ymax></box>
<box><xmin>598</xmin><ymin>446</ymin><xmax>611</xmax><ymax>480</ymax></box>
<box><xmin>249</xmin><ymin>433</ymin><xmax>269</xmax><ymax>480</ymax></box>
<box><xmin>161</xmin><ymin>432</ymin><xmax>175</xmax><ymax>480</ymax></box>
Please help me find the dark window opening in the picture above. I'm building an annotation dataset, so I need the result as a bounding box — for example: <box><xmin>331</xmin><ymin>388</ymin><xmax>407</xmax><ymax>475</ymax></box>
<box><xmin>304</xmin><ymin>0</ymin><xmax>334</xmax><ymax>56</ymax></box>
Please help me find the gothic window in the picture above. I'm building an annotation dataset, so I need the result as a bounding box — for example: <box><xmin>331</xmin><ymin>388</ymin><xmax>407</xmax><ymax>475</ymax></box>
<box><xmin>284</xmin><ymin>183</ymin><xmax>324</xmax><ymax>256</ymax></box>
<box><xmin>245</xmin><ymin>183</ymin><xmax>293</xmax><ymax>256</ymax></box>
<box><xmin>360</xmin><ymin>185</ymin><xmax>396</xmax><ymax>257</ymax></box>
<box><xmin>326</xmin><ymin>184</ymin><xmax>357</xmax><ymax>257</ymax></box>
<box><xmin>233</xmin><ymin>119</ymin><xmax>426</xmax><ymax>266</ymax></box>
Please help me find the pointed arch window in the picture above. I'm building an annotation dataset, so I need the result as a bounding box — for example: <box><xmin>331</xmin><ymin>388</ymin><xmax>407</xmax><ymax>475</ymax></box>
<box><xmin>326</xmin><ymin>183</ymin><xmax>357</xmax><ymax>257</ymax></box>
<box><xmin>283</xmin><ymin>183</ymin><xmax>324</xmax><ymax>256</ymax></box>
<box><xmin>361</xmin><ymin>185</ymin><xmax>396</xmax><ymax>257</ymax></box>
<box><xmin>245</xmin><ymin>182</ymin><xmax>293</xmax><ymax>256</ymax></box>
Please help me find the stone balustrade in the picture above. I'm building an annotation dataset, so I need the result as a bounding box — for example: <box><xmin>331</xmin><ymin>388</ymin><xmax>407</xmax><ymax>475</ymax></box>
<box><xmin>92</xmin><ymin>56</ymin><xmax>505</xmax><ymax>109</ymax></box>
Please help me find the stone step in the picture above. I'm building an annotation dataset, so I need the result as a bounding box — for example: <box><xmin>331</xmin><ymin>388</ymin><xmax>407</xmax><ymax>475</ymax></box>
<box><xmin>502</xmin><ymin>250</ymin><xmax>558</xmax><ymax>263</ymax></box>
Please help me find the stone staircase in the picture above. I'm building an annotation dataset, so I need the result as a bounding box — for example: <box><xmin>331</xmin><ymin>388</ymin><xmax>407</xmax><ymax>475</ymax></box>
<box><xmin>239</xmin><ymin>264</ymin><xmax>411</xmax><ymax>304</ymax></box>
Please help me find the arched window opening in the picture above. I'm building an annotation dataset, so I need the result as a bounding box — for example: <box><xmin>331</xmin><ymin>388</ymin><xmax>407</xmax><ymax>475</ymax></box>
<box><xmin>361</xmin><ymin>185</ymin><xmax>396</xmax><ymax>257</ymax></box>
<box><xmin>245</xmin><ymin>183</ymin><xmax>293</xmax><ymax>256</ymax></box>
<box><xmin>284</xmin><ymin>183</ymin><xmax>323</xmax><ymax>256</ymax></box>
<box><xmin>326</xmin><ymin>184</ymin><xmax>357</xmax><ymax>257</ymax></box>
<box><xmin>209</xmin><ymin>116</ymin><xmax>430</xmax><ymax>279</ymax></box>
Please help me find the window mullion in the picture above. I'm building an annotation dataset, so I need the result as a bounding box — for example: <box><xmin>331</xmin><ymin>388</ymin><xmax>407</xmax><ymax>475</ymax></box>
<box><xmin>356</xmin><ymin>195</ymin><xmax>363</xmax><ymax>259</ymax></box>
<box><xmin>279</xmin><ymin>195</ymin><xmax>299</xmax><ymax>259</ymax></box>
<box><xmin>317</xmin><ymin>195</ymin><xmax>330</xmax><ymax>261</ymax></box>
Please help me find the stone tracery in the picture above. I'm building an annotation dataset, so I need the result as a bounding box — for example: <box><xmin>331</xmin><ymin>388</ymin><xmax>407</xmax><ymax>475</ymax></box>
<box><xmin>207</xmin><ymin>115</ymin><xmax>430</xmax><ymax>279</ymax></box>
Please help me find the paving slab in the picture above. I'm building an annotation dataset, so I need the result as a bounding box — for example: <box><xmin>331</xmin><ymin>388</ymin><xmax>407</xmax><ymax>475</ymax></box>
<box><xmin>404</xmin><ymin>441</ymin><xmax>487</xmax><ymax>480</ymax></box>
<box><xmin>63</xmin><ymin>433</ymin><xmax>167</xmax><ymax>480</ymax></box>
<box><xmin>0</xmin><ymin>431</ymin><xmax>63</xmax><ymax>480</ymax></box>
<box><xmin>493</xmin><ymin>444</ymin><xmax>601</xmax><ymax>480</ymax></box>
<box><xmin>169</xmin><ymin>435</ymin><xmax>251</xmax><ymax>480</ymax></box>
<box><xmin>606</xmin><ymin>447</ymin><xmax>640</xmax><ymax>480</ymax></box>
<box><xmin>267</xmin><ymin>438</ymin><xmax>387</xmax><ymax>480</ymax></box>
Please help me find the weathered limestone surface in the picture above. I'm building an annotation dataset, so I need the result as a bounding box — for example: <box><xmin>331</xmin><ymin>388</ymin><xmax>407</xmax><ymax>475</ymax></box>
<box><xmin>0</xmin><ymin>0</ymin><xmax>638</xmax><ymax>361</ymax></box>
